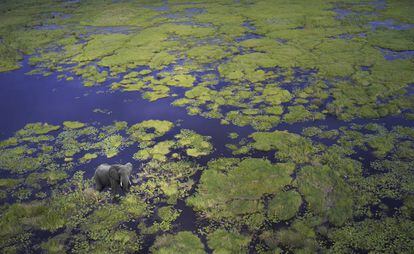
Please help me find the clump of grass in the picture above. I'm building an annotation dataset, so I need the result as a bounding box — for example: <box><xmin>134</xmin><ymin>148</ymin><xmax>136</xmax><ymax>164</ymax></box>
<box><xmin>188</xmin><ymin>158</ymin><xmax>294</xmax><ymax>229</ymax></box>
<box><xmin>128</xmin><ymin>120</ymin><xmax>174</xmax><ymax>144</ymax></box>
<box><xmin>175</xmin><ymin>129</ymin><xmax>213</xmax><ymax>157</ymax></box>
<box><xmin>63</xmin><ymin>121</ymin><xmax>85</xmax><ymax>129</ymax></box>
<box><xmin>207</xmin><ymin>229</ymin><xmax>250</xmax><ymax>253</ymax></box>
<box><xmin>151</xmin><ymin>231</ymin><xmax>205</xmax><ymax>254</ymax></box>
<box><xmin>296</xmin><ymin>165</ymin><xmax>353</xmax><ymax>226</ymax></box>
<box><xmin>267</xmin><ymin>190</ymin><xmax>302</xmax><ymax>222</ymax></box>
<box><xmin>250</xmin><ymin>130</ymin><xmax>318</xmax><ymax>163</ymax></box>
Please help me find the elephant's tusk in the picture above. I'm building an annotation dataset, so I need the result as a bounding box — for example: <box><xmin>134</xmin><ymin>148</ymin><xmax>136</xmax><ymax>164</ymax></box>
<box><xmin>129</xmin><ymin>179</ymin><xmax>132</xmax><ymax>186</ymax></box>
<box><xmin>120</xmin><ymin>181</ymin><xmax>123</xmax><ymax>187</ymax></box>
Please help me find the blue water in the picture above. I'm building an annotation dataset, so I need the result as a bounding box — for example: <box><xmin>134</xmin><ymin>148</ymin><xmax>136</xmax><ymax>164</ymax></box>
<box><xmin>333</xmin><ymin>8</ymin><xmax>353</xmax><ymax>20</ymax></box>
<box><xmin>2</xmin><ymin>57</ymin><xmax>412</xmax><ymax>153</ymax></box>
<box><xmin>0</xmin><ymin>58</ymin><xmax>255</xmax><ymax>160</ymax></box>
<box><xmin>379</xmin><ymin>48</ymin><xmax>414</xmax><ymax>61</ymax></box>
<box><xmin>235</xmin><ymin>33</ymin><xmax>263</xmax><ymax>42</ymax></box>
<box><xmin>333</xmin><ymin>32</ymin><xmax>366</xmax><ymax>40</ymax></box>
<box><xmin>242</xmin><ymin>21</ymin><xmax>256</xmax><ymax>31</ymax></box>
<box><xmin>369</xmin><ymin>19</ymin><xmax>414</xmax><ymax>30</ymax></box>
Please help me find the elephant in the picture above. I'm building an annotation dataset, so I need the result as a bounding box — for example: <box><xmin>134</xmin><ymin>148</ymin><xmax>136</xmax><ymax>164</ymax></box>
<box><xmin>94</xmin><ymin>162</ymin><xmax>133</xmax><ymax>194</ymax></box>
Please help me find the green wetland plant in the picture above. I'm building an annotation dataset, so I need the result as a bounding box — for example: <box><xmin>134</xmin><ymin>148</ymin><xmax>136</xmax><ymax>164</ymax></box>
<box><xmin>267</xmin><ymin>190</ymin><xmax>302</xmax><ymax>222</ymax></box>
<box><xmin>207</xmin><ymin>229</ymin><xmax>250</xmax><ymax>254</ymax></box>
<box><xmin>249</xmin><ymin>130</ymin><xmax>319</xmax><ymax>164</ymax></box>
<box><xmin>330</xmin><ymin>217</ymin><xmax>414</xmax><ymax>253</ymax></box>
<box><xmin>188</xmin><ymin>158</ymin><xmax>295</xmax><ymax>230</ymax></box>
<box><xmin>151</xmin><ymin>231</ymin><xmax>206</xmax><ymax>254</ymax></box>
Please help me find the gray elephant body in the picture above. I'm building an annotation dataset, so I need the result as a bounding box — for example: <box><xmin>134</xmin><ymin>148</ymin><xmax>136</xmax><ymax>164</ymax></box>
<box><xmin>94</xmin><ymin>162</ymin><xmax>133</xmax><ymax>194</ymax></box>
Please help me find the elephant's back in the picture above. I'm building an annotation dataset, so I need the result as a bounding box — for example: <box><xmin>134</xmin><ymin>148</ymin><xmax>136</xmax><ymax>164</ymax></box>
<box><xmin>95</xmin><ymin>163</ymin><xmax>110</xmax><ymax>173</ymax></box>
<box><xmin>94</xmin><ymin>164</ymin><xmax>111</xmax><ymax>183</ymax></box>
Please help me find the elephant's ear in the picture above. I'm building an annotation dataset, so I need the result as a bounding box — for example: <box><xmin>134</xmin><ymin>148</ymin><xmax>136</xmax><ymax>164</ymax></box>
<box><xmin>109</xmin><ymin>166</ymin><xmax>120</xmax><ymax>181</ymax></box>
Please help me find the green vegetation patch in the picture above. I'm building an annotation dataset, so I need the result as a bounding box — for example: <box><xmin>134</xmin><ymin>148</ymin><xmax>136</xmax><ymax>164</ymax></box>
<box><xmin>16</xmin><ymin>123</ymin><xmax>60</xmax><ymax>136</ymax></box>
<box><xmin>330</xmin><ymin>218</ymin><xmax>414</xmax><ymax>253</ymax></box>
<box><xmin>63</xmin><ymin>121</ymin><xmax>85</xmax><ymax>129</ymax></box>
<box><xmin>188</xmin><ymin>158</ymin><xmax>294</xmax><ymax>229</ymax></box>
<box><xmin>133</xmin><ymin>128</ymin><xmax>213</xmax><ymax>161</ymax></box>
<box><xmin>261</xmin><ymin>216</ymin><xmax>321</xmax><ymax>253</ymax></box>
<box><xmin>250</xmin><ymin>130</ymin><xmax>319</xmax><ymax>163</ymax></box>
<box><xmin>128</xmin><ymin>120</ymin><xmax>174</xmax><ymax>143</ymax></box>
<box><xmin>0</xmin><ymin>145</ymin><xmax>45</xmax><ymax>173</ymax></box>
<box><xmin>148</xmin><ymin>206</ymin><xmax>181</xmax><ymax>232</ymax></box>
<box><xmin>151</xmin><ymin>231</ymin><xmax>205</xmax><ymax>254</ymax></box>
<box><xmin>0</xmin><ymin>171</ymin><xmax>146</xmax><ymax>253</ymax></box>
<box><xmin>296</xmin><ymin>165</ymin><xmax>353</xmax><ymax>226</ymax></box>
<box><xmin>137</xmin><ymin>160</ymin><xmax>202</xmax><ymax>204</ymax></box>
<box><xmin>207</xmin><ymin>229</ymin><xmax>250</xmax><ymax>254</ymax></box>
<box><xmin>25</xmin><ymin>170</ymin><xmax>69</xmax><ymax>189</ymax></box>
<box><xmin>267</xmin><ymin>190</ymin><xmax>302</xmax><ymax>222</ymax></box>
<box><xmin>0</xmin><ymin>178</ymin><xmax>23</xmax><ymax>189</ymax></box>
<box><xmin>175</xmin><ymin>129</ymin><xmax>213</xmax><ymax>157</ymax></box>
<box><xmin>101</xmin><ymin>134</ymin><xmax>123</xmax><ymax>158</ymax></box>
<box><xmin>134</xmin><ymin>140</ymin><xmax>175</xmax><ymax>162</ymax></box>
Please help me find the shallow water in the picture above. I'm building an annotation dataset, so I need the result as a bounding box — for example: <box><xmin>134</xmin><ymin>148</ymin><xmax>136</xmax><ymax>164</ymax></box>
<box><xmin>379</xmin><ymin>48</ymin><xmax>414</xmax><ymax>61</ymax></box>
<box><xmin>1</xmin><ymin>58</ymin><xmax>412</xmax><ymax>166</ymax></box>
<box><xmin>0</xmin><ymin>58</ymin><xmax>252</xmax><ymax>152</ymax></box>
<box><xmin>369</xmin><ymin>19</ymin><xmax>414</xmax><ymax>30</ymax></box>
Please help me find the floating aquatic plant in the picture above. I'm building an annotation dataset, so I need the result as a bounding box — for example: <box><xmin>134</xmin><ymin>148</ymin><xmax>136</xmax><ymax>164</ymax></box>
<box><xmin>63</xmin><ymin>121</ymin><xmax>85</xmax><ymax>129</ymax></box>
<box><xmin>128</xmin><ymin>120</ymin><xmax>174</xmax><ymax>143</ymax></box>
<box><xmin>175</xmin><ymin>129</ymin><xmax>213</xmax><ymax>157</ymax></box>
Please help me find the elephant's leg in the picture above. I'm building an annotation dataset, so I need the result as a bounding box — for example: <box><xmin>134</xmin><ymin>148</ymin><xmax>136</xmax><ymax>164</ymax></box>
<box><xmin>110</xmin><ymin>178</ymin><xmax>120</xmax><ymax>194</ymax></box>
<box><xmin>94</xmin><ymin>175</ymin><xmax>104</xmax><ymax>191</ymax></box>
<box><xmin>95</xmin><ymin>180</ymin><xmax>104</xmax><ymax>191</ymax></box>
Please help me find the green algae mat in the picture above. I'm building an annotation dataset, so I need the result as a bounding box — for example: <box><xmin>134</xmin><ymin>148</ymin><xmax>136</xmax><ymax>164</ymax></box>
<box><xmin>0</xmin><ymin>0</ymin><xmax>414</xmax><ymax>253</ymax></box>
